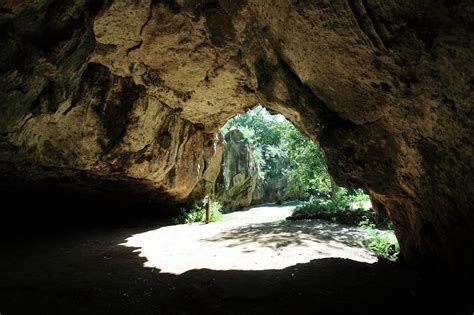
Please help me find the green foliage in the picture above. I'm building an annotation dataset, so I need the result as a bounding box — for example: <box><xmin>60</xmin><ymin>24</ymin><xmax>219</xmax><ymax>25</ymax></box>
<box><xmin>289</xmin><ymin>194</ymin><xmax>399</xmax><ymax>260</ymax></box>
<box><xmin>281</xmin><ymin>124</ymin><xmax>332</xmax><ymax>195</ymax></box>
<box><xmin>347</xmin><ymin>189</ymin><xmax>371</xmax><ymax>203</ymax></box>
<box><xmin>172</xmin><ymin>202</ymin><xmax>223</xmax><ymax>224</ymax></box>
<box><xmin>358</xmin><ymin>218</ymin><xmax>376</xmax><ymax>229</ymax></box>
<box><xmin>221</xmin><ymin>106</ymin><xmax>374</xmax><ymax>204</ymax></box>
<box><xmin>221</xmin><ymin>106</ymin><xmax>399</xmax><ymax>260</ymax></box>
<box><xmin>221</xmin><ymin>106</ymin><xmax>290</xmax><ymax>183</ymax></box>
<box><xmin>288</xmin><ymin>194</ymin><xmax>374</xmax><ymax>226</ymax></box>
<box><xmin>221</xmin><ymin>106</ymin><xmax>282</xmax><ymax>146</ymax></box>
<box><xmin>359</xmin><ymin>222</ymin><xmax>400</xmax><ymax>260</ymax></box>
<box><xmin>221</xmin><ymin>105</ymin><xmax>330</xmax><ymax>193</ymax></box>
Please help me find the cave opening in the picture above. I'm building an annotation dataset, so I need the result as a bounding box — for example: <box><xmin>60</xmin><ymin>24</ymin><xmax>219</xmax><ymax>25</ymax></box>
<box><xmin>1</xmin><ymin>0</ymin><xmax>474</xmax><ymax>312</ymax></box>
<box><xmin>118</xmin><ymin>105</ymin><xmax>399</xmax><ymax>275</ymax></box>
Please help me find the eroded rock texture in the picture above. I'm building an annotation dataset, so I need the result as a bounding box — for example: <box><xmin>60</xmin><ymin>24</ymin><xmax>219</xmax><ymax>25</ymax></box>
<box><xmin>214</xmin><ymin>129</ymin><xmax>258</xmax><ymax>211</ymax></box>
<box><xmin>192</xmin><ymin>129</ymin><xmax>303</xmax><ymax>210</ymax></box>
<box><xmin>251</xmin><ymin>144</ymin><xmax>305</xmax><ymax>206</ymax></box>
<box><xmin>1</xmin><ymin>0</ymin><xmax>473</xmax><ymax>281</ymax></box>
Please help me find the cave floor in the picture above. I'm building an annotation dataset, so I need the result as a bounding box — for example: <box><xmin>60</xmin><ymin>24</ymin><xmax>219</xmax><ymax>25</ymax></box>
<box><xmin>0</xmin><ymin>204</ymin><xmax>471</xmax><ymax>314</ymax></box>
<box><xmin>121</xmin><ymin>203</ymin><xmax>378</xmax><ymax>274</ymax></box>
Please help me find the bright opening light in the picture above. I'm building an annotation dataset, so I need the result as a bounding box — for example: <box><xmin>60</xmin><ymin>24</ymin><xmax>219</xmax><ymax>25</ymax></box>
<box><xmin>120</xmin><ymin>204</ymin><xmax>377</xmax><ymax>274</ymax></box>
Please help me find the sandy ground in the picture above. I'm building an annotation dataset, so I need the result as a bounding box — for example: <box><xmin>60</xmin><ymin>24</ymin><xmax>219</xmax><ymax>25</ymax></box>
<box><xmin>1</xmin><ymin>203</ymin><xmax>471</xmax><ymax>314</ymax></box>
<box><xmin>121</xmin><ymin>203</ymin><xmax>377</xmax><ymax>273</ymax></box>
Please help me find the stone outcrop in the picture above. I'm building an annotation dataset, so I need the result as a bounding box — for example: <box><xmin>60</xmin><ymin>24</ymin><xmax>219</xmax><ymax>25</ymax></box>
<box><xmin>214</xmin><ymin>129</ymin><xmax>258</xmax><ymax>211</ymax></box>
<box><xmin>251</xmin><ymin>146</ymin><xmax>305</xmax><ymax>205</ymax></box>
<box><xmin>190</xmin><ymin>132</ymin><xmax>225</xmax><ymax>204</ymax></box>
<box><xmin>252</xmin><ymin>174</ymin><xmax>303</xmax><ymax>206</ymax></box>
<box><xmin>193</xmin><ymin>130</ymin><xmax>304</xmax><ymax>209</ymax></box>
<box><xmin>1</xmin><ymin>0</ymin><xmax>474</xmax><ymax>283</ymax></box>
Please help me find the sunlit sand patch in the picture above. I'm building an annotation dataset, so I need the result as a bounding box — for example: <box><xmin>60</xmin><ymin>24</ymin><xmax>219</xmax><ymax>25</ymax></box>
<box><xmin>120</xmin><ymin>205</ymin><xmax>377</xmax><ymax>274</ymax></box>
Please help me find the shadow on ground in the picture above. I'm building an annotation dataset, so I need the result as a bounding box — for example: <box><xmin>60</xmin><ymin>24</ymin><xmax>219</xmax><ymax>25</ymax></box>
<box><xmin>1</xmin><ymin>219</ymin><xmax>472</xmax><ymax>315</ymax></box>
<box><xmin>203</xmin><ymin>220</ymin><xmax>369</xmax><ymax>250</ymax></box>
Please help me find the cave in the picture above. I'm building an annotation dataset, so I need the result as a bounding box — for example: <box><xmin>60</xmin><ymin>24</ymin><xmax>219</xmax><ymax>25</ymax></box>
<box><xmin>1</xmin><ymin>0</ymin><xmax>473</xmax><ymax>313</ymax></box>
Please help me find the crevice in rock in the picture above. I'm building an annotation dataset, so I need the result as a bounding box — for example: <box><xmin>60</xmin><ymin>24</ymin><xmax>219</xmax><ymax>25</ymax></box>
<box><xmin>126</xmin><ymin>40</ymin><xmax>143</xmax><ymax>56</ymax></box>
<box><xmin>202</xmin><ymin>1</ymin><xmax>236</xmax><ymax>48</ymax></box>
<box><xmin>346</xmin><ymin>0</ymin><xmax>387</xmax><ymax>50</ymax></box>
<box><xmin>125</xmin><ymin>0</ymin><xmax>153</xmax><ymax>56</ymax></box>
<box><xmin>0</xmin><ymin>114</ymin><xmax>35</xmax><ymax>137</ymax></box>
<box><xmin>360</xmin><ymin>0</ymin><xmax>390</xmax><ymax>49</ymax></box>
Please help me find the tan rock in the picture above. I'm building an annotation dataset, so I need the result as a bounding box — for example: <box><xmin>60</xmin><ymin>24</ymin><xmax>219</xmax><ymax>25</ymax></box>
<box><xmin>0</xmin><ymin>0</ymin><xmax>473</xmax><ymax>281</ymax></box>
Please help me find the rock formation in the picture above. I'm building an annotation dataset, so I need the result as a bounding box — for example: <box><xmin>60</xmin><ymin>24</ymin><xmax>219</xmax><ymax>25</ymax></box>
<box><xmin>251</xmin><ymin>145</ymin><xmax>305</xmax><ymax>205</ymax></box>
<box><xmin>1</xmin><ymin>0</ymin><xmax>473</xmax><ymax>283</ymax></box>
<box><xmin>214</xmin><ymin>129</ymin><xmax>258</xmax><ymax>211</ymax></box>
<box><xmin>189</xmin><ymin>132</ymin><xmax>225</xmax><ymax>203</ymax></box>
<box><xmin>193</xmin><ymin>129</ymin><xmax>303</xmax><ymax>210</ymax></box>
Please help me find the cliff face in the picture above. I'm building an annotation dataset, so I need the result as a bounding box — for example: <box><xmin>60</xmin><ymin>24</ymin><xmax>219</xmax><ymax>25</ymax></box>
<box><xmin>252</xmin><ymin>174</ymin><xmax>304</xmax><ymax>206</ymax></box>
<box><xmin>0</xmin><ymin>1</ymin><xmax>212</xmax><ymax>203</ymax></box>
<box><xmin>194</xmin><ymin>130</ymin><xmax>304</xmax><ymax>210</ymax></box>
<box><xmin>251</xmin><ymin>146</ymin><xmax>305</xmax><ymax>206</ymax></box>
<box><xmin>1</xmin><ymin>0</ymin><xmax>474</xmax><ymax>280</ymax></box>
<box><xmin>214</xmin><ymin>129</ymin><xmax>258</xmax><ymax>211</ymax></box>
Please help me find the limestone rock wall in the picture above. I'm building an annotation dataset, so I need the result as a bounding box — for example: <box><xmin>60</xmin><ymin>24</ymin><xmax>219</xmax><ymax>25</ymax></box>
<box><xmin>190</xmin><ymin>132</ymin><xmax>225</xmax><ymax>203</ymax></box>
<box><xmin>1</xmin><ymin>0</ymin><xmax>474</xmax><ymax>281</ymax></box>
<box><xmin>251</xmin><ymin>174</ymin><xmax>304</xmax><ymax>206</ymax></box>
<box><xmin>251</xmin><ymin>147</ymin><xmax>305</xmax><ymax>205</ymax></box>
<box><xmin>236</xmin><ymin>1</ymin><xmax>474</xmax><ymax>279</ymax></box>
<box><xmin>214</xmin><ymin>129</ymin><xmax>258</xmax><ymax>211</ymax></box>
<box><xmin>192</xmin><ymin>130</ymin><xmax>304</xmax><ymax>210</ymax></box>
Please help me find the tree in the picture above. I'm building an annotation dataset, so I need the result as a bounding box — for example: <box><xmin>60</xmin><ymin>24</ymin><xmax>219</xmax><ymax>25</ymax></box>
<box><xmin>221</xmin><ymin>106</ymin><xmax>282</xmax><ymax>146</ymax></box>
<box><xmin>221</xmin><ymin>105</ymin><xmax>334</xmax><ymax>196</ymax></box>
<box><xmin>279</xmin><ymin>124</ymin><xmax>334</xmax><ymax>196</ymax></box>
<box><xmin>221</xmin><ymin>106</ymin><xmax>373</xmax><ymax>218</ymax></box>
<box><xmin>221</xmin><ymin>106</ymin><xmax>288</xmax><ymax>181</ymax></box>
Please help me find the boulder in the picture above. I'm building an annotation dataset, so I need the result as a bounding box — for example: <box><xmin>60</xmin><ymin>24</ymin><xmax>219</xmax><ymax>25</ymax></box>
<box><xmin>215</xmin><ymin>130</ymin><xmax>258</xmax><ymax>211</ymax></box>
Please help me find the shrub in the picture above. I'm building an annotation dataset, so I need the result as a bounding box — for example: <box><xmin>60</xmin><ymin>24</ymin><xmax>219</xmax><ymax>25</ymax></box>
<box><xmin>346</xmin><ymin>188</ymin><xmax>371</xmax><ymax>203</ymax></box>
<box><xmin>287</xmin><ymin>195</ymin><xmax>374</xmax><ymax>226</ymax></box>
<box><xmin>368</xmin><ymin>232</ymin><xmax>400</xmax><ymax>260</ymax></box>
<box><xmin>358</xmin><ymin>219</ymin><xmax>400</xmax><ymax>260</ymax></box>
<box><xmin>172</xmin><ymin>202</ymin><xmax>223</xmax><ymax>224</ymax></box>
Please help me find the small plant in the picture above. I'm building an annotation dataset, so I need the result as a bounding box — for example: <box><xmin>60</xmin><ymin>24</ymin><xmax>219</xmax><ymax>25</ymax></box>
<box><xmin>287</xmin><ymin>195</ymin><xmax>374</xmax><ymax>226</ymax></box>
<box><xmin>172</xmin><ymin>202</ymin><xmax>223</xmax><ymax>224</ymax></box>
<box><xmin>358</xmin><ymin>218</ymin><xmax>376</xmax><ymax>229</ymax></box>
<box><xmin>366</xmin><ymin>230</ymin><xmax>400</xmax><ymax>260</ymax></box>
<box><xmin>276</xmin><ymin>219</ymin><xmax>287</xmax><ymax>225</ymax></box>
<box><xmin>359</xmin><ymin>220</ymin><xmax>400</xmax><ymax>260</ymax></box>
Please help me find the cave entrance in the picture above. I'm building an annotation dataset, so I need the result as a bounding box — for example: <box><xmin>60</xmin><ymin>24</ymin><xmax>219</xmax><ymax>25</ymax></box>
<box><xmin>120</xmin><ymin>106</ymin><xmax>399</xmax><ymax>274</ymax></box>
<box><xmin>217</xmin><ymin>105</ymin><xmax>375</xmax><ymax>217</ymax></box>
<box><xmin>218</xmin><ymin>105</ymin><xmax>361</xmax><ymax>211</ymax></box>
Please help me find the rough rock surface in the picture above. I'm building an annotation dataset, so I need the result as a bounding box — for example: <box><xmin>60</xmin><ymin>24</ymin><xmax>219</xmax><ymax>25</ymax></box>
<box><xmin>190</xmin><ymin>132</ymin><xmax>225</xmax><ymax>203</ymax></box>
<box><xmin>252</xmin><ymin>175</ymin><xmax>303</xmax><ymax>206</ymax></box>
<box><xmin>251</xmin><ymin>150</ymin><xmax>305</xmax><ymax>205</ymax></box>
<box><xmin>193</xmin><ymin>130</ymin><xmax>303</xmax><ymax>209</ymax></box>
<box><xmin>214</xmin><ymin>129</ymin><xmax>258</xmax><ymax>211</ymax></box>
<box><xmin>1</xmin><ymin>0</ymin><xmax>474</xmax><ymax>282</ymax></box>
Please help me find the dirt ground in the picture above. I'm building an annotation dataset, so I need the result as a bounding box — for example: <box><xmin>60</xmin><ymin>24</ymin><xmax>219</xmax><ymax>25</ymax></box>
<box><xmin>1</xmin><ymin>204</ymin><xmax>472</xmax><ymax>314</ymax></box>
<box><xmin>121</xmin><ymin>203</ymin><xmax>377</xmax><ymax>273</ymax></box>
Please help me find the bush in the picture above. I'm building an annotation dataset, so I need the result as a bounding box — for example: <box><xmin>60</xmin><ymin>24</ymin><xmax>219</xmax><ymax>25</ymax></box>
<box><xmin>172</xmin><ymin>202</ymin><xmax>223</xmax><ymax>224</ymax></box>
<box><xmin>359</xmin><ymin>220</ymin><xmax>400</xmax><ymax>260</ymax></box>
<box><xmin>287</xmin><ymin>195</ymin><xmax>374</xmax><ymax>226</ymax></box>
<box><xmin>346</xmin><ymin>188</ymin><xmax>371</xmax><ymax>203</ymax></box>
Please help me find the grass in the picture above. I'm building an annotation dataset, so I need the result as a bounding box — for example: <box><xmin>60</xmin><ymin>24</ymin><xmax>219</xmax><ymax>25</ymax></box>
<box><xmin>172</xmin><ymin>201</ymin><xmax>223</xmax><ymax>224</ymax></box>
